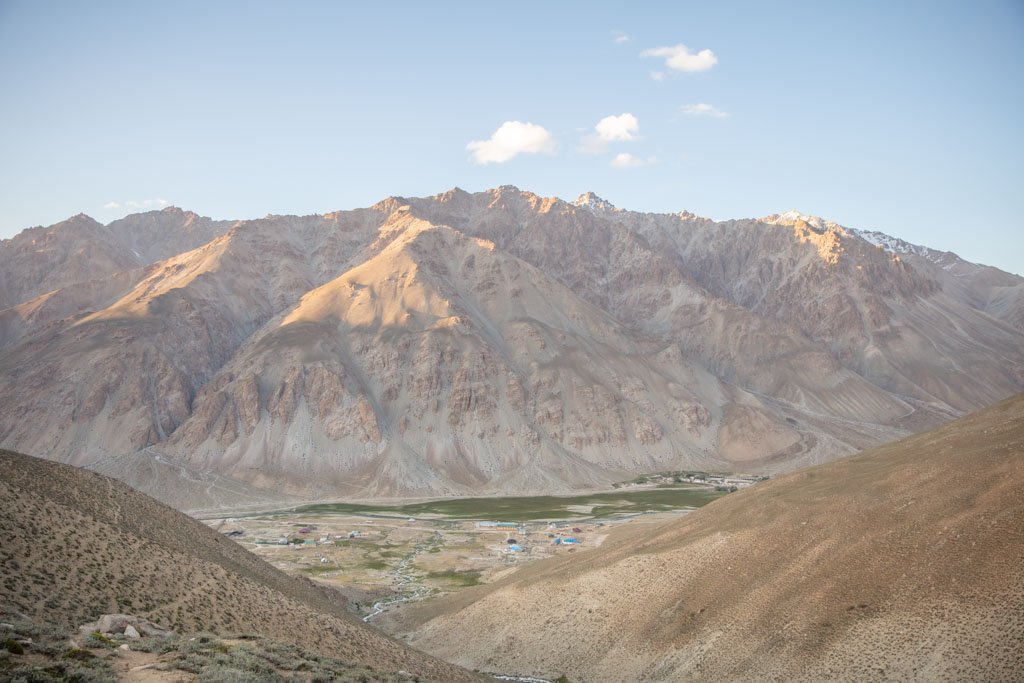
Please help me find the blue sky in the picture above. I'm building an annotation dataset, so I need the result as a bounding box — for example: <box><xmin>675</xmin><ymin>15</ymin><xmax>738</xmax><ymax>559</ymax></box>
<box><xmin>1</xmin><ymin>0</ymin><xmax>1022</xmax><ymax>274</ymax></box>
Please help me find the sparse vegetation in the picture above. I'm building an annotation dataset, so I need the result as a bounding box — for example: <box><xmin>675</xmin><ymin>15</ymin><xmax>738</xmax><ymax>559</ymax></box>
<box><xmin>0</xmin><ymin>617</ymin><xmax>117</xmax><ymax>683</ymax></box>
<box><xmin>0</xmin><ymin>449</ymin><xmax>477</xmax><ymax>682</ymax></box>
<box><xmin>425</xmin><ymin>569</ymin><xmax>482</xmax><ymax>587</ymax></box>
<box><xmin>296</xmin><ymin>486</ymin><xmax>724</xmax><ymax>521</ymax></box>
<box><xmin>84</xmin><ymin>631</ymin><xmax>116</xmax><ymax>649</ymax></box>
<box><xmin>1</xmin><ymin>610</ymin><xmax>440</xmax><ymax>683</ymax></box>
<box><xmin>145</xmin><ymin>633</ymin><xmax>417</xmax><ymax>682</ymax></box>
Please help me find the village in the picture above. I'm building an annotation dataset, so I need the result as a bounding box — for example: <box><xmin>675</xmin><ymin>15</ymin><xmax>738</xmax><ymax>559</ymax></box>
<box><xmin>208</xmin><ymin>511</ymin><xmax>624</xmax><ymax>620</ymax></box>
<box><xmin>203</xmin><ymin>478</ymin><xmax>758</xmax><ymax>622</ymax></box>
<box><xmin>612</xmin><ymin>470</ymin><xmax>768</xmax><ymax>492</ymax></box>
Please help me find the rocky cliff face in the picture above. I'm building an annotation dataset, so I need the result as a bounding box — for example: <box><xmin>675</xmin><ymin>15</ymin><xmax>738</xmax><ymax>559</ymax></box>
<box><xmin>1</xmin><ymin>187</ymin><xmax>1021</xmax><ymax>502</ymax></box>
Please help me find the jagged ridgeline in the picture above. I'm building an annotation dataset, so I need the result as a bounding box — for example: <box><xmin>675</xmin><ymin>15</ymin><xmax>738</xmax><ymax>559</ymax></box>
<box><xmin>1</xmin><ymin>187</ymin><xmax>1022</xmax><ymax>506</ymax></box>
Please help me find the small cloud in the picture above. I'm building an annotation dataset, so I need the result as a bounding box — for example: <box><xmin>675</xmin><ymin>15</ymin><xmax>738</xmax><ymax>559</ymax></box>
<box><xmin>681</xmin><ymin>103</ymin><xmax>729</xmax><ymax>118</ymax></box>
<box><xmin>610</xmin><ymin>153</ymin><xmax>656</xmax><ymax>168</ymax></box>
<box><xmin>613</xmin><ymin>32</ymin><xmax>631</xmax><ymax>44</ymax></box>
<box><xmin>580</xmin><ymin>113</ymin><xmax>641</xmax><ymax>154</ymax></box>
<box><xmin>467</xmin><ymin>121</ymin><xmax>556</xmax><ymax>164</ymax></box>
<box><xmin>641</xmin><ymin>43</ymin><xmax>717</xmax><ymax>73</ymax></box>
<box><xmin>649</xmin><ymin>71</ymin><xmax>665</xmax><ymax>82</ymax></box>
<box><xmin>125</xmin><ymin>198</ymin><xmax>169</xmax><ymax>209</ymax></box>
<box><xmin>596</xmin><ymin>113</ymin><xmax>639</xmax><ymax>142</ymax></box>
<box><xmin>102</xmin><ymin>198</ymin><xmax>168</xmax><ymax>211</ymax></box>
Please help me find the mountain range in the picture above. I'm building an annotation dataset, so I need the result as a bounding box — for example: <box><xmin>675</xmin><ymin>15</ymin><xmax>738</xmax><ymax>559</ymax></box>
<box><xmin>2</xmin><ymin>187</ymin><xmax>1022</xmax><ymax>507</ymax></box>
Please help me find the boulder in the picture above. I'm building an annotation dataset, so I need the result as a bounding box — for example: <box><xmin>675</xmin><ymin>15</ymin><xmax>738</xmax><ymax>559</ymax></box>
<box><xmin>79</xmin><ymin>614</ymin><xmax>174</xmax><ymax>639</ymax></box>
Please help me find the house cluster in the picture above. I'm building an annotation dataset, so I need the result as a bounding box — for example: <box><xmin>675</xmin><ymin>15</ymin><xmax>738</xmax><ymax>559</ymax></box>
<box><xmin>614</xmin><ymin>471</ymin><xmax>768</xmax><ymax>490</ymax></box>
<box><xmin>704</xmin><ymin>476</ymin><xmax>765</xmax><ymax>492</ymax></box>
<box><xmin>253</xmin><ymin>523</ymin><xmax>355</xmax><ymax>547</ymax></box>
<box><xmin>547</xmin><ymin>523</ymin><xmax>586</xmax><ymax>546</ymax></box>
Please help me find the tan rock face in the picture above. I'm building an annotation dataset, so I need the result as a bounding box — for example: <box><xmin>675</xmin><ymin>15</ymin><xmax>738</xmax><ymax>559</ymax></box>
<box><xmin>0</xmin><ymin>187</ymin><xmax>1021</xmax><ymax>500</ymax></box>
<box><xmin>671</xmin><ymin>400</ymin><xmax>711</xmax><ymax>435</ymax></box>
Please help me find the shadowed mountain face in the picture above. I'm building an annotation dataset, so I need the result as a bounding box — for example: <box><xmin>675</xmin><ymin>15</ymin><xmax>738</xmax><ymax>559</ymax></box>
<box><xmin>1</xmin><ymin>187</ymin><xmax>1022</xmax><ymax>504</ymax></box>
<box><xmin>0</xmin><ymin>449</ymin><xmax>478</xmax><ymax>682</ymax></box>
<box><xmin>387</xmin><ymin>393</ymin><xmax>1024</xmax><ymax>682</ymax></box>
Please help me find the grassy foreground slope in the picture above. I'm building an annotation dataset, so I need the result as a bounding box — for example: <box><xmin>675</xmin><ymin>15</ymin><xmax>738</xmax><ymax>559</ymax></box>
<box><xmin>392</xmin><ymin>394</ymin><xmax>1024</xmax><ymax>682</ymax></box>
<box><xmin>0</xmin><ymin>449</ymin><xmax>478</xmax><ymax>682</ymax></box>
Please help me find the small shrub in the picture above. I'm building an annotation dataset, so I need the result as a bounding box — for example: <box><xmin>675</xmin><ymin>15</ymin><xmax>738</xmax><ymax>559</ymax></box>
<box><xmin>172</xmin><ymin>653</ymin><xmax>206</xmax><ymax>673</ymax></box>
<box><xmin>84</xmin><ymin>631</ymin><xmax>116</xmax><ymax>649</ymax></box>
<box><xmin>127</xmin><ymin>637</ymin><xmax>162</xmax><ymax>653</ymax></box>
<box><xmin>4</xmin><ymin>638</ymin><xmax>25</xmax><ymax>655</ymax></box>
<box><xmin>61</xmin><ymin>647</ymin><xmax>95</xmax><ymax>661</ymax></box>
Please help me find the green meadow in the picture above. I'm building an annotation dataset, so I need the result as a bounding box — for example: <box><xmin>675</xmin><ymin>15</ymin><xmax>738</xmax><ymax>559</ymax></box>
<box><xmin>288</xmin><ymin>486</ymin><xmax>725</xmax><ymax>522</ymax></box>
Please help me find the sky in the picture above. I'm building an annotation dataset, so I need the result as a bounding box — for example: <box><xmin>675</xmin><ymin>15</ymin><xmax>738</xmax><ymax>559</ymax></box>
<box><xmin>1</xmin><ymin>0</ymin><xmax>1022</xmax><ymax>274</ymax></box>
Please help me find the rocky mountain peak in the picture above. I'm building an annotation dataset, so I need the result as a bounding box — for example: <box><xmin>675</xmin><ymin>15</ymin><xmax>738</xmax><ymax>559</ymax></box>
<box><xmin>434</xmin><ymin>187</ymin><xmax>470</xmax><ymax>203</ymax></box>
<box><xmin>54</xmin><ymin>213</ymin><xmax>105</xmax><ymax>231</ymax></box>
<box><xmin>369</xmin><ymin>196</ymin><xmax>411</xmax><ymax>213</ymax></box>
<box><xmin>574</xmin><ymin>191</ymin><xmax>618</xmax><ymax>213</ymax></box>
<box><xmin>761</xmin><ymin>209</ymin><xmax>843</xmax><ymax>233</ymax></box>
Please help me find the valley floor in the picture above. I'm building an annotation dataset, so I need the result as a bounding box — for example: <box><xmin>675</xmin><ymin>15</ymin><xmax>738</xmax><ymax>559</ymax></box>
<box><xmin>202</xmin><ymin>484</ymin><xmax>726</xmax><ymax>625</ymax></box>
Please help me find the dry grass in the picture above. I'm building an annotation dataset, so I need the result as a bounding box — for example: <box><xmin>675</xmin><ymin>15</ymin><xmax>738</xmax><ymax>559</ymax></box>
<box><xmin>0</xmin><ymin>450</ymin><xmax>479</xmax><ymax>682</ymax></box>
<box><xmin>391</xmin><ymin>393</ymin><xmax>1024</xmax><ymax>681</ymax></box>
<box><xmin>0</xmin><ymin>612</ymin><xmax>428</xmax><ymax>682</ymax></box>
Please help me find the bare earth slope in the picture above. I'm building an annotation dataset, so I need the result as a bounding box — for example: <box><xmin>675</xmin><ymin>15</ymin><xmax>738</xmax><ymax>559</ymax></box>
<box><xmin>1</xmin><ymin>188</ymin><xmax>1022</xmax><ymax>503</ymax></box>
<box><xmin>390</xmin><ymin>393</ymin><xmax>1024</xmax><ymax>682</ymax></box>
<box><xmin>0</xmin><ymin>207</ymin><xmax>233</xmax><ymax>312</ymax></box>
<box><xmin>0</xmin><ymin>449</ymin><xmax>478</xmax><ymax>682</ymax></box>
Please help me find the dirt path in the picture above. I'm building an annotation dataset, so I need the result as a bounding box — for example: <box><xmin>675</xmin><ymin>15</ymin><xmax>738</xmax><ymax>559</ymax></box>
<box><xmin>110</xmin><ymin>649</ymin><xmax>193</xmax><ymax>682</ymax></box>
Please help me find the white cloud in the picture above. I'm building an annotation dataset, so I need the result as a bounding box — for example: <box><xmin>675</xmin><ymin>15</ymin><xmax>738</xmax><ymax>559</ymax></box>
<box><xmin>580</xmin><ymin>113</ymin><xmax>641</xmax><ymax>154</ymax></box>
<box><xmin>641</xmin><ymin>43</ymin><xmax>718</xmax><ymax>72</ymax></box>
<box><xmin>467</xmin><ymin>121</ymin><xmax>556</xmax><ymax>164</ymax></box>
<box><xmin>125</xmin><ymin>198</ymin><xmax>168</xmax><ymax>209</ymax></box>
<box><xmin>613</xmin><ymin>32</ymin><xmax>630</xmax><ymax>44</ymax></box>
<box><xmin>681</xmin><ymin>103</ymin><xmax>729</xmax><ymax>118</ymax></box>
<box><xmin>595</xmin><ymin>113</ymin><xmax>640</xmax><ymax>142</ymax></box>
<box><xmin>103</xmin><ymin>198</ymin><xmax>169</xmax><ymax>211</ymax></box>
<box><xmin>650</xmin><ymin>71</ymin><xmax>665</xmax><ymax>82</ymax></box>
<box><xmin>610</xmin><ymin>153</ymin><xmax>656</xmax><ymax>168</ymax></box>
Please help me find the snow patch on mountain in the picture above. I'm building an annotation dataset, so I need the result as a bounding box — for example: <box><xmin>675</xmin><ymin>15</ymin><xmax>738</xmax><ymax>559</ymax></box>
<box><xmin>761</xmin><ymin>210</ymin><xmax>847</xmax><ymax>234</ymax></box>
<box><xmin>574</xmin><ymin>192</ymin><xmax>620</xmax><ymax>213</ymax></box>
<box><xmin>763</xmin><ymin>211</ymin><xmax>963</xmax><ymax>272</ymax></box>
<box><xmin>850</xmin><ymin>229</ymin><xmax>961</xmax><ymax>271</ymax></box>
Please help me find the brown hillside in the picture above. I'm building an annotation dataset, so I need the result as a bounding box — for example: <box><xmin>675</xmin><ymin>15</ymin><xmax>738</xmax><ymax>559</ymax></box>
<box><xmin>391</xmin><ymin>393</ymin><xmax>1024</xmax><ymax>682</ymax></box>
<box><xmin>0</xmin><ymin>450</ymin><xmax>478</xmax><ymax>682</ymax></box>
